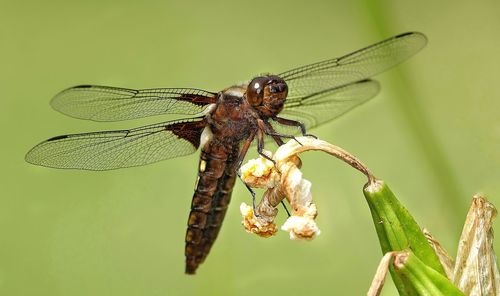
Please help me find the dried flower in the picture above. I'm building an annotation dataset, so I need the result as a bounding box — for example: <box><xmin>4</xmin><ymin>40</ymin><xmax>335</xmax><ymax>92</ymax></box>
<box><xmin>239</xmin><ymin>137</ymin><xmax>373</xmax><ymax>240</ymax></box>
<box><xmin>240</xmin><ymin>203</ymin><xmax>277</xmax><ymax>238</ymax></box>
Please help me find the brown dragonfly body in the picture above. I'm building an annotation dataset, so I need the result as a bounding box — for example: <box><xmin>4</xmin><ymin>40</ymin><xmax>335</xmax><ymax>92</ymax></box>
<box><xmin>185</xmin><ymin>82</ymin><xmax>290</xmax><ymax>273</ymax></box>
<box><xmin>26</xmin><ymin>32</ymin><xmax>427</xmax><ymax>274</ymax></box>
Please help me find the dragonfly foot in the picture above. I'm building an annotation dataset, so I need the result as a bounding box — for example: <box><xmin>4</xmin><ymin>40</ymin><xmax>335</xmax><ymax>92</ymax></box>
<box><xmin>304</xmin><ymin>133</ymin><xmax>318</xmax><ymax>139</ymax></box>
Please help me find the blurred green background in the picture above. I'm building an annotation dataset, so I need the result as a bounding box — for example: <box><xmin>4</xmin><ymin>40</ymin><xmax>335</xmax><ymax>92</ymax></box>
<box><xmin>2</xmin><ymin>0</ymin><xmax>500</xmax><ymax>295</ymax></box>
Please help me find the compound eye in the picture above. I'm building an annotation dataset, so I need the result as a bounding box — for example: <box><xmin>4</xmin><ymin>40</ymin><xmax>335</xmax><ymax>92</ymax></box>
<box><xmin>269</xmin><ymin>84</ymin><xmax>284</xmax><ymax>93</ymax></box>
<box><xmin>267</xmin><ymin>77</ymin><xmax>288</xmax><ymax>96</ymax></box>
<box><xmin>246</xmin><ymin>77</ymin><xmax>267</xmax><ymax>106</ymax></box>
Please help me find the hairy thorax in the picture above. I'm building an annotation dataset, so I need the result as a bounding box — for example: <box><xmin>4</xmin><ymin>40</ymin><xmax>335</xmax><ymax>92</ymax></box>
<box><xmin>206</xmin><ymin>86</ymin><xmax>259</xmax><ymax>144</ymax></box>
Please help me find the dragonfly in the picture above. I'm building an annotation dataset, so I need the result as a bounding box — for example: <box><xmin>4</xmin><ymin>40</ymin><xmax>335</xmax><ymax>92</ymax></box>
<box><xmin>26</xmin><ymin>32</ymin><xmax>427</xmax><ymax>274</ymax></box>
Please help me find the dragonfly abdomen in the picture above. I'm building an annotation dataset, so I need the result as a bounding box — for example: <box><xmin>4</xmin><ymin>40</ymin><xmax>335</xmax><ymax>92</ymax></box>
<box><xmin>185</xmin><ymin>144</ymin><xmax>238</xmax><ymax>274</ymax></box>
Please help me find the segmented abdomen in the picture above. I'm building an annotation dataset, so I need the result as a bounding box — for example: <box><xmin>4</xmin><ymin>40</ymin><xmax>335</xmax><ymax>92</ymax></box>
<box><xmin>184</xmin><ymin>142</ymin><xmax>238</xmax><ymax>274</ymax></box>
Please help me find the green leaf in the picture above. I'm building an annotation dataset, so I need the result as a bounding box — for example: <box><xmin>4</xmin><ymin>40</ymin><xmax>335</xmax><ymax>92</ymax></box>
<box><xmin>363</xmin><ymin>180</ymin><xmax>447</xmax><ymax>294</ymax></box>
<box><xmin>394</xmin><ymin>251</ymin><xmax>464</xmax><ymax>296</ymax></box>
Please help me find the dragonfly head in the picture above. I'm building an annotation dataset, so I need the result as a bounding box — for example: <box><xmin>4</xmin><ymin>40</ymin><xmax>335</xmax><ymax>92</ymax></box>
<box><xmin>245</xmin><ymin>75</ymin><xmax>288</xmax><ymax>117</ymax></box>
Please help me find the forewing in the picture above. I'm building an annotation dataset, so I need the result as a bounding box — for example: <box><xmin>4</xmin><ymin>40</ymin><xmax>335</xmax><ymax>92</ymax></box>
<box><xmin>280</xmin><ymin>32</ymin><xmax>426</xmax><ymax>102</ymax></box>
<box><xmin>25</xmin><ymin>118</ymin><xmax>207</xmax><ymax>170</ymax></box>
<box><xmin>51</xmin><ymin>85</ymin><xmax>217</xmax><ymax>121</ymax></box>
<box><xmin>271</xmin><ymin>79</ymin><xmax>380</xmax><ymax>135</ymax></box>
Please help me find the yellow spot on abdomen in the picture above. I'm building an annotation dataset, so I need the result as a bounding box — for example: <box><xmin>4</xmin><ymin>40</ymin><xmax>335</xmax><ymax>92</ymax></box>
<box><xmin>199</xmin><ymin>159</ymin><xmax>206</xmax><ymax>173</ymax></box>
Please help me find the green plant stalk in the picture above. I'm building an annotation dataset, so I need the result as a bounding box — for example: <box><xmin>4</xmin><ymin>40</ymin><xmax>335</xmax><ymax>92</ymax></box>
<box><xmin>363</xmin><ymin>180</ymin><xmax>447</xmax><ymax>294</ymax></box>
<box><xmin>395</xmin><ymin>252</ymin><xmax>464</xmax><ymax>296</ymax></box>
<box><xmin>366</xmin><ymin>191</ymin><xmax>415</xmax><ymax>296</ymax></box>
<box><xmin>364</xmin><ymin>188</ymin><xmax>417</xmax><ymax>296</ymax></box>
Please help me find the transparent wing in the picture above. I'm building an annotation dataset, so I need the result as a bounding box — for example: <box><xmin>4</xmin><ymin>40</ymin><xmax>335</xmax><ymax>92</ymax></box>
<box><xmin>25</xmin><ymin>118</ymin><xmax>207</xmax><ymax>170</ymax></box>
<box><xmin>280</xmin><ymin>32</ymin><xmax>426</xmax><ymax>102</ymax></box>
<box><xmin>51</xmin><ymin>85</ymin><xmax>217</xmax><ymax>121</ymax></box>
<box><xmin>271</xmin><ymin>79</ymin><xmax>380</xmax><ymax>135</ymax></box>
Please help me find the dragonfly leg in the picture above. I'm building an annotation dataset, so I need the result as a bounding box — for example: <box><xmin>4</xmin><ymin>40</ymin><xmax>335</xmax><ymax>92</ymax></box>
<box><xmin>235</xmin><ymin>130</ymin><xmax>255</xmax><ymax>169</ymax></box>
<box><xmin>265</xmin><ymin>130</ymin><xmax>303</xmax><ymax>146</ymax></box>
<box><xmin>270</xmin><ymin>133</ymin><xmax>284</xmax><ymax>146</ymax></box>
<box><xmin>262</xmin><ymin>120</ymin><xmax>303</xmax><ymax>146</ymax></box>
<box><xmin>272</xmin><ymin>116</ymin><xmax>318</xmax><ymax>139</ymax></box>
<box><xmin>237</xmin><ymin>172</ymin><xmax>259</xmax><ymax>215</ymax></box>
<box><xmin>237</xmin><ymin>123</ymin><xmax>291</xmax><ymax>218</ymax></box>
<box><xmin>256</xmin><ymin>123</ymin><xmax>276</xmax><ymax>165</ymax></box>
<box><xmin>281</xmin><ymin>201</ymin><xmax>291</xmax><ymax>217</ymax></box>
<box><xmin>234</xmin><ymin>130</ymin><xmax>262</xmax><ymax>217</ymax></box>
<box><xmin>261</xmin><ymin>122</ymin><xmax>291</xmax><ymax>217</ymax></box>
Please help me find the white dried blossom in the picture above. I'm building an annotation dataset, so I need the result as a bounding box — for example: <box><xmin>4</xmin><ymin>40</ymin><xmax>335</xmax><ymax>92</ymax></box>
<box><xmin>281</xmin><ymin>203</ymin><xmax>320</xmax><ymax>240</ymax></box>
<box><xmin>240</xmin><ymin>203</ymin><xmax>277</xmax><ymax>238</ymax></box>
<box><xmin>239</xmin><ymin>137</ymin><xmax>372</xmax><ymax>240</ymax></box>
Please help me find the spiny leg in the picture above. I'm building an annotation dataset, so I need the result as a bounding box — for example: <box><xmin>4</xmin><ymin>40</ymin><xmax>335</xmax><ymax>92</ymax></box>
<box><xmin>265</xmin><ymin>130</ymin><xmax>303</xmax><ymax>146</ymax></box>
<box><xmin>235</xmin><ymin>130</ymin><xmax>260</xmax><ymax>215</ymax></box>
<box><xmin>272</xmin><ymin>116</ymin><xmax>317</xmax><ymax>138</ymax></box>
<box><xmin>262</xmin><ymin>122</ymin><xmax>291</xmax><ymax>217</ymax></box>
<box><xmin>263</xmin><ymin>122</ymin><xmax>303</xmax><ymax>146</ymax></box>
<box><xmin>255</xmin><ymin>121</ymin><xmax>296</xmax><ymax>217</ymax></box>
<box><xmin>256</xmin><ymin>121</ymin><xmax>276</xmax><ymax>165</ymax></box>
<box><xmin>271</xmin><ymin>134</ymin><xmax>284</xmax><ymax>146</ymax></box>
<box><xmin>235</xmin><ymin>127</ymin><xmax>291</xmax><ymax>218</ymax></box>
<box><xmin>266</xmin><ymin>122</ymin><xmax>285</xmax><ymax>146</ymax></box>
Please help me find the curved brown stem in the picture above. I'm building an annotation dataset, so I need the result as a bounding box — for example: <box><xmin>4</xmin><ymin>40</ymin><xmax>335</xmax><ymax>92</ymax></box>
<box><xmin>274</xmin><ymin>137</ymin><xmax>376</xmax><ymax>184</ymax></box>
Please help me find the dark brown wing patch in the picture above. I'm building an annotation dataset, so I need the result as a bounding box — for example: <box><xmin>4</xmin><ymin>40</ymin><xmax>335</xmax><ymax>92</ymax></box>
<box><xmin>166</xmin><ymin>120</ymin><xmax>207</xmax><ymax>148</ymax></box>
<box><xmin>25</xmin><ymin>118</ymin><xmax>207</xmax><ymax>170</ymax></box>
